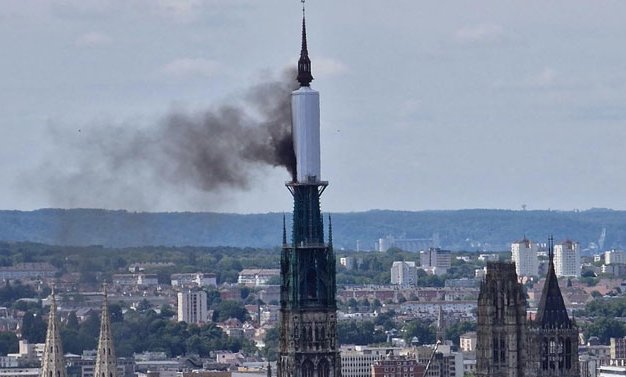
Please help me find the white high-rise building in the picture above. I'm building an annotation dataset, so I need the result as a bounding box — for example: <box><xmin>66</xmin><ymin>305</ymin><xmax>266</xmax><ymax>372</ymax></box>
<box><xmin>605</xmin><ymin>250</ymin><xmax>626</xmax><ymax>265</ymax></box>
<box><xmin>177</xmin><ymin>290</ymin><xmax>208</xmax><ymax>324</ymax></box>
<box><xmin>390</xmin><ymin>261</ymin><xmax>417</xmax><ymax>286</ymax></box>
<box><xmin>340</xmin><ymin>345</ymin><xmax>401</xmax><ymax>377</ymax></box>
<box><xmin>554</xmin><ymin>240</ymin><xmax>581</xmax><ymax>278</ymax></box>
<box><xmin>419</xmin><ymin>248</ymin><xmax>451</xmax><ymax>275</ymax></box>
<box><xmin>511</xmin><ymin>238</ymin><xmax>539</xmax><ymax>277</ymax></box>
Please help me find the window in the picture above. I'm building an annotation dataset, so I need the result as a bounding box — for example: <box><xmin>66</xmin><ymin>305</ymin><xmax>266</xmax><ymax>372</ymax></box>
<box><xmin>318</xmin><ymin>359</ymin><xmax>330</xmax><ymax>377</ymax></box>
<box><xmin>302</xmin><ymin>359</ymin><xmax>314</xmax><ymax>377</ymax></box>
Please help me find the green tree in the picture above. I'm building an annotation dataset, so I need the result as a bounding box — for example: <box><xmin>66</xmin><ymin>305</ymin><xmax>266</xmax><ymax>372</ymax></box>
<box><xmin>66</xmin><ymin>311</ymin><xmax>79</xmax><ymax>330</ymax></box>
<box><xmin>372</xmin><ymin>299</ymin><xmax>382</xmax><ymax>311</ymax></box>
<box><xmin>584</xmin><ymin>317</ymin><xmax>626</xmax><ymax>343</ymax></box>
<box><xmin>263</xmin><ymin>327</ymin><xmax>279</xmax><ymax>361</ymax></box>
<box><xmin>337</xmin><ymin>321</ymin><xmax>386</xmax><ymax>345</ymax></box>
<box><xmin>213</xmin><ymin>300</ymin><xmax>248</xmax><ymax>323</ymax></box>
<box><xmin>21</xmin><ymin>312</ymin><xmax>46</xmax><ymax>343</ymax></box>
<box><xmin>136</xmin><ymin>299</ymin><xmax>153</xmax><ymax>312</ymax></box>
<box><xmin>374</xmin><ymin>310</ymin><xmax>397</xmax><ymax>331</ymax></box>
<box><xmin>185</xmin><ymin>334</ymin><xmax>208</xmax><ymax>356</ymax></box>
<box><xmin>402</xmin><ymin>319</ymin><xmax>436</xmax><ymax>345</ymax></box>
<box><xmin>240</xmin><ymin>287</ymin><xmax>251</xmax><ymax>300</ymax></box>
<box><xmin>446</xmin><ymin>321</ymin><xmax>477</xmax><ymax>345</ymax></box>
<box><xmin>0</xmin><ymin>332</ymin><xmax>18</xmax><ymax>355</ymax></box>
<box><xmin>109</xmin><ymin>303</ymin><xmax>124</xmax><ymax>323</ymax></box>
<box><xmin>160</xmin><ymin>304</ymin><xmax>175</xmax><ymax>319</ymax></box>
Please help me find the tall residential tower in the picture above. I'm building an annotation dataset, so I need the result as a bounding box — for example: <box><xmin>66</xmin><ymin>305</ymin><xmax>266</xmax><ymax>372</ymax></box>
<box><xmin>511</xmin><ymin>237</ymin><xmax>539</xmax><ymax>278</ymax></box>
<box><xmin>554</xmin><ymin>240</ymin><xmax>581</xmax><ymax>278</ymax></box>
<box><xmin>277</xmin><ymin>4</ymin><xmax>340</xmax><ymax>377</ymax></box>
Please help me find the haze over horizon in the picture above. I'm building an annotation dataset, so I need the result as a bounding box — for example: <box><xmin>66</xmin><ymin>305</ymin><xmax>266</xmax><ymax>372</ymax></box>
<box><xmin>2</xmin><ymin>1</ymin><xmax>626</xmax><ymax>214</ymax></box>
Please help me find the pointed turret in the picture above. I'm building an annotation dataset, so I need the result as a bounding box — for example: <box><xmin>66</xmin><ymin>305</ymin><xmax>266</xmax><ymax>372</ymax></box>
<box><xmin>536</xmin><ymin>236</ymin><xmax>572</xmax><ymax>329</ymax></box>
<box><xmin>296</xmin><ymin>2</ymin><xmax>313</xmax><ymax>87</ymax></box>
<box><xmin>94</xmin><ymin>285</ymin><xmax>117</xmax><ymax>377</ymax></box>
<box><xmin>40</xmin><ymin>288</ymin><xmax>67</xmax><ymax>377</ymax></box>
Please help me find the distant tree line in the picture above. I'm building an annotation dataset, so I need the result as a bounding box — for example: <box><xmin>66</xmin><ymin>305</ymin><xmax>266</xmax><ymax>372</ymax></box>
<box><xmin>575</xmin><ymin>296</ymin><xmax>626</xmax><ymax>343</ymax></box>
<box><xmin>0</xmin><ymin>243</ymin><xmax>485</xmax><ymax>289</ymax></box>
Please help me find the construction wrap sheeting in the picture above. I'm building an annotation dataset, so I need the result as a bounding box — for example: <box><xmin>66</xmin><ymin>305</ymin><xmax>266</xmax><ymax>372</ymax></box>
<box><xmin>291</xmin><ymin>86</ymin><xmax>321</xmax><ymax>183</ymax></box>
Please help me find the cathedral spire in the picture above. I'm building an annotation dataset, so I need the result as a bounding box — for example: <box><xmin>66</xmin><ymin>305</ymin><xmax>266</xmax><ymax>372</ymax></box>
<box><xmin>94</xmin><ymin>284</ymin><xmax>117</xmax><ymax>377</ymax></box>
<box><xmin>297</xmin><ymin>0</ymin><xmax>313</xmax><ymax>87</ymax></box>
<box><xmin>536</xmin><ymin>236</ymin><xmax>571</xmax><ymax>329</ymax></box>
<box><xmin>41</xmin><ymin>287</ymin><xmax>67</xmax><ymax>377</ymax></box>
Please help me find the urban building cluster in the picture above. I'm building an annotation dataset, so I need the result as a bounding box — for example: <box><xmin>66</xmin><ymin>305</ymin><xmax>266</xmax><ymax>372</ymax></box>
<box><xmin>2</xmin><ymin>232</ymin><xmax>625</xmax><ymax>377</ymax></box>
<box><xmin>389</xmin><ymin>248</ymin><xmax>453</xmax><ymax>286</ymax></box>
<box><xmin>510</xmin><ymin>237</ymin><xmax>582</xmax><ymax>278</ymax></box>
<box><xmin>0</xmin><ymin>4</ymin><xmax>623</xmax><ymax>377</ymax></box>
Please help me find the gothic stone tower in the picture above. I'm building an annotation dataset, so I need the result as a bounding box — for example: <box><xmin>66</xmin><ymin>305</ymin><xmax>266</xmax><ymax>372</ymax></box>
<box><xmin>525</xmin><ymin>238</ymin><xmax>580</xmax><ymax>377</ymax></box>
<box><xmin>277</xmin><ymin>4</ymin><xmax>340</xmax><ymax>377</ymax></box>
<box><xmin>94</xmin><ymin>286</ymin><xmax>117</xmax><ymax>377</ymax></box>
<box><xmin>41</xmin><ymin>290</ymin><xmax>67</xmax><ymax>377</ymax></box>
<box><xmin>476</xmin><ymin>262</ymin><xmax>527</xmax><ymax>377</ymax></box>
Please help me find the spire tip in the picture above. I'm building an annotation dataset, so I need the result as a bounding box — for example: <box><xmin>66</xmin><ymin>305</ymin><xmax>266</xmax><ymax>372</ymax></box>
<box><xmin>296</xmin><ymin>0</ymin><xmax>313</xmax><ymax>87</ymax></box>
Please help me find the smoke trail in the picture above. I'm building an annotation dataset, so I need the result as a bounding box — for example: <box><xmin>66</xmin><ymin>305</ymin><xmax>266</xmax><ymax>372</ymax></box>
<box><xmin>158</xmin><ymin>70</ymin><xmax>297</xmax><ymax>190</ymax></box>
<box><xmin>25</xmin><ymin>69</ymin><xmax>297</xmax><ymax>210</ymax></box>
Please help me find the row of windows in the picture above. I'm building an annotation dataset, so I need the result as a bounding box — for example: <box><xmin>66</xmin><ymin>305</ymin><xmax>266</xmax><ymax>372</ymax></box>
<box><xmin>383</xmin><ymin>367</ymin><xmax>415</xmax><ymax>372</ymax></box>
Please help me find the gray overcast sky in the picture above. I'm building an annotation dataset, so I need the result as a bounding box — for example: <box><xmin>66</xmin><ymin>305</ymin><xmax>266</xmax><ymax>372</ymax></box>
<box><xmin>2</xmin><ymin>0</ymin><xmax>626</xmax><ymax>213</ymax></box>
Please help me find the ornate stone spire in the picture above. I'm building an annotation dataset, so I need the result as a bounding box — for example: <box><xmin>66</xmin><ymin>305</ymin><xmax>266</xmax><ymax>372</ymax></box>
<box><xmin>536</xmin><ymin>236</ymin><xmax>572</xmax><ymax>329</ymax></box>
<box><xmin>296</xmin><ymin>0</ymin><xmax>313</xmax><ymax>87</ymax></box>
<box><xmin>94</xmin><ymin>285</ymin><xmax>117</xmax><ymax>377</ymax></box>
<box><xmin>526</xmin><ymin>236</ymin><xmax>579</xmax><ymax>377</ymax></box>
<box><xmin>40</xmin><ymin>288</ymin><xmax>67</xmax><ymax>377</ymax></box>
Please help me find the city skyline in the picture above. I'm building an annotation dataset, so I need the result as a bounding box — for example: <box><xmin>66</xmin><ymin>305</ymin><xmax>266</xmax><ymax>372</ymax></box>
<box><xmin>2</xmin><ymin>1</ymin><xmax>626</xmax><ymax>213</ymax></box>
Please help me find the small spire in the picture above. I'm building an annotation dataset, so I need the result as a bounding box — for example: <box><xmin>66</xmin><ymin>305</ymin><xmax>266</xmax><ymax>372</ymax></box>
<box><xmin>548</xmin><ymin>235</ymin><xmax>554</xmax><ymax>263</ymax></box>
<box><xmin>296</xmin><ymin>0</ymin><xmax>313</xmax><ymax>87</ymax></box>
<box><xmin>95</xmin><ymin>283</ymin><xmax>117</xmax><ymax>377</ymax></box>
<box><xmin>41</xmin><ymin>287</ymin><xmax>67</xmax><ymax>377</ymax></box>
<box><xmin>535</xmin><ymin>235</ymin><xmax>571</xmax><ymax>329</ymax></box>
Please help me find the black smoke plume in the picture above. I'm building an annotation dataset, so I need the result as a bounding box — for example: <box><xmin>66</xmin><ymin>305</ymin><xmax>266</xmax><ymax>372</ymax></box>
<box><xmin>159</xmin><ymin>69</ymin><xmax>298</xmax><ymax>189</ymax></box>
<box><xmin>27</xmin><ymin>69</ymin><xmax>298</xmax><ymax>210</ymax></box>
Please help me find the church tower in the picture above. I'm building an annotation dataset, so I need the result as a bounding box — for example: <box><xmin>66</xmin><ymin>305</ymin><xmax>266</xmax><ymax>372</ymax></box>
<box><xmin>94</xmin><ymin>285</ymin><xmax>117</xmax><ymax>377</ymax></box>
<box><xmin>526</xmin><ymin>237</ymin><xmax>580</xmax><ymax>377</ymax></box>
<box><xmin>277</xmin><ymin>2</ymin><xmax>340</xmax><ymax>377</ymax></box>
<box><xmin>40</xmin><ymin>289</ymin><xmax>67</xmax><ymax>377</ymax></box>
<box><xmin>476</xmin><ymin>262</ymin><xmax>527</xmax><ymax>377</ymax></box>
